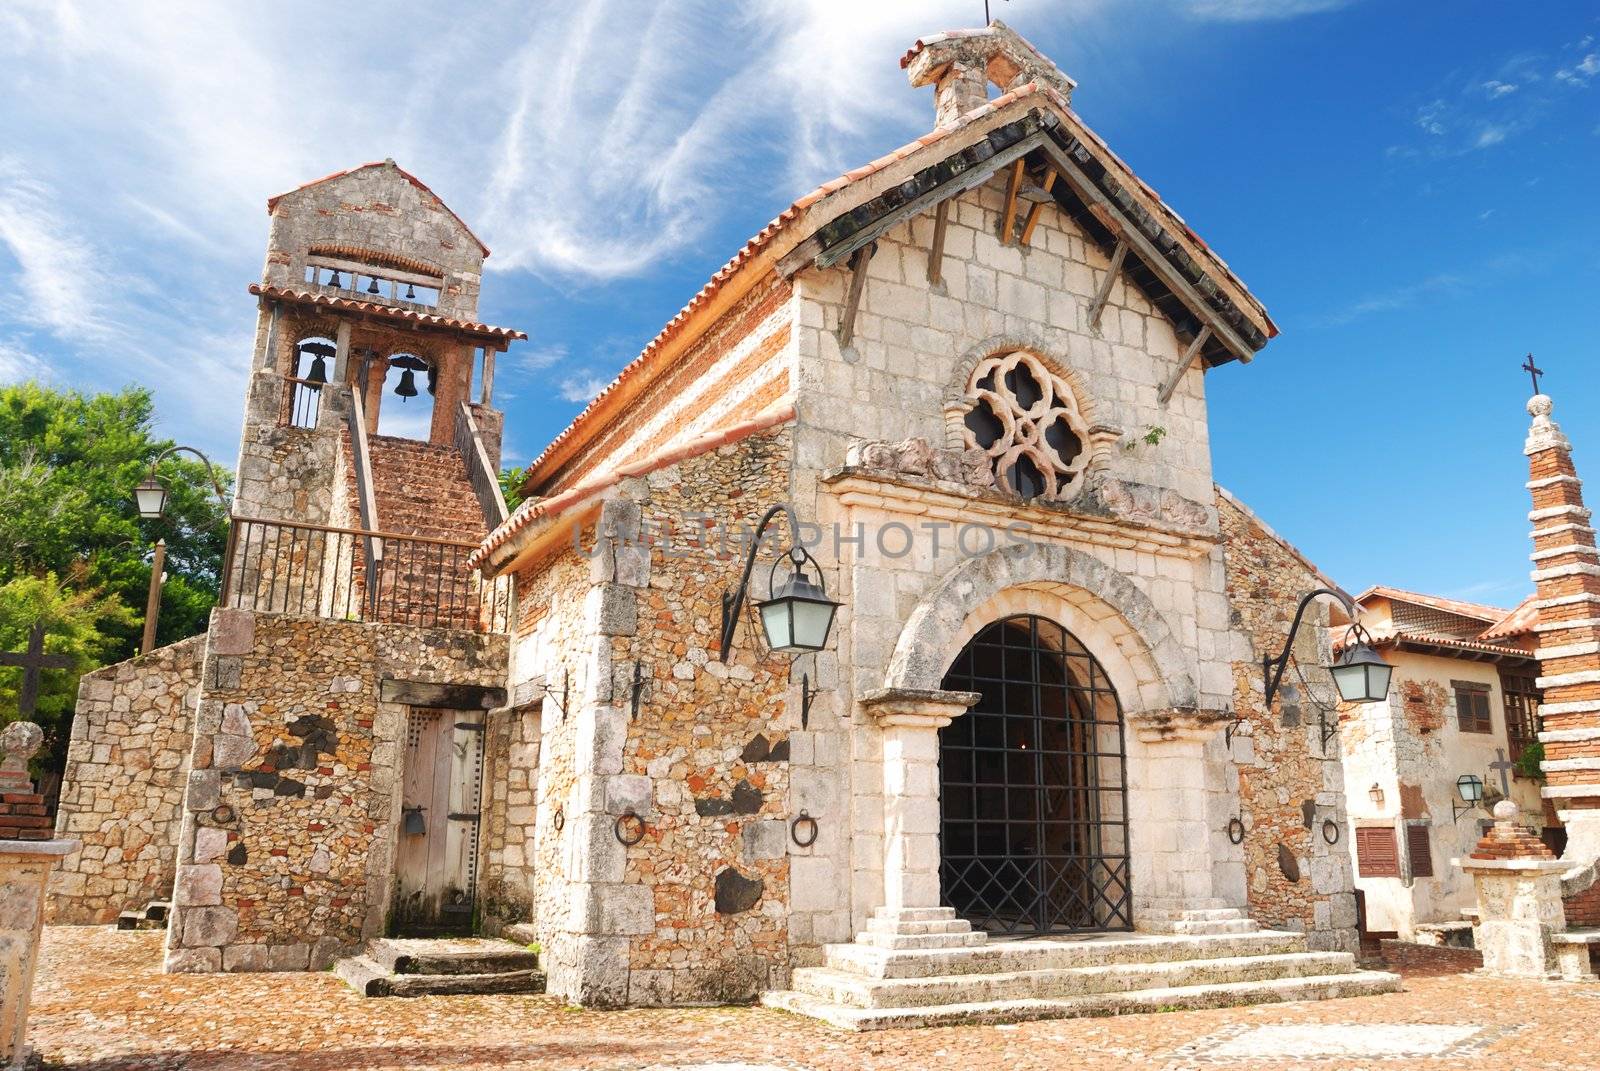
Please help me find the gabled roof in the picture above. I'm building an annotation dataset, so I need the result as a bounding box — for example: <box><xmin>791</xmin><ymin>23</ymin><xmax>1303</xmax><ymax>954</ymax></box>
<box><xmin>1354</xmin><ymin>585</ymin><xmax>1510</xmax><ymax>624</ymax></box>
<box><xmin>266</xmin><ymin>160</ymin><xmax>491</xmax><ymax>258</ymax></box>
<box><xmin>524</xmin><ymin>79</ymin><xmax>1277</xmax><ymax>493</ymax></box>
<box><xmin>1480</xmin><ymin>594</ymin><xmax>1538</xmax><ymax>641</ymax></box>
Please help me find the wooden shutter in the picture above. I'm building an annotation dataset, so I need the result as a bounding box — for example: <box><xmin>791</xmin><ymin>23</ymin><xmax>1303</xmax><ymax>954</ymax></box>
<box><xmin>1406</xmin><ymin>824</ymin><xmax>1434</xmax><ymax>878</ymax></box>
<box><xmin>1454</xmin><ymin>682</ymin><xmax>1492</xmax><ymax>734</ymax></box>
<box><xmin>1355</xmin><ymin>826</ymin><xmax>1400</xmax><ymax>878</ymax></box>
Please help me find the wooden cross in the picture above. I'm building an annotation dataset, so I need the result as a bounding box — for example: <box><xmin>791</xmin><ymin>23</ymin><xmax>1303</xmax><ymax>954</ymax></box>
<box><xmin>0</xmin><ymin>622</ymin><xmax>72</xmax><ymax>720</ymax></box>
<box><xmin>1522</xmin><ymin>353</ymin><xmax>1544</xmax><ymax>395</ymax></box>
<box><xmin>1488</xmin><ymin>747</ymin><xmax>1516</xmax><ymax>798</ymax></box>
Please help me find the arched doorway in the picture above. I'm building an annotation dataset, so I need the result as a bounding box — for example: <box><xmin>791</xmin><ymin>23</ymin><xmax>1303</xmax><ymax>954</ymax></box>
<box><xmin>938</xmin><ymin>614</ymin><xmax>1132</xmax><ymax>935</ymax></box>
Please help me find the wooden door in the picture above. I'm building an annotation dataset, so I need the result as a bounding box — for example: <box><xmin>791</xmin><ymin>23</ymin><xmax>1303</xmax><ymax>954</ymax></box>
<box><xmin>393</xmin><ymin>707</ymin><xmax>485</xmax><ymax>935</ymax></box>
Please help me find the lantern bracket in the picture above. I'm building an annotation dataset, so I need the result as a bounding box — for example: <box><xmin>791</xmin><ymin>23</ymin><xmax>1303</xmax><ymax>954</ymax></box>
<box><xmin>718</xmin><ymin>503</ymin><xmax>803</xmax><ymax>662</ymax></box>
<box><xmin>138</xmin><ymin>444</ymin><xmax>231</xmax><ymax>519</ymax></box>
<box><xmin>1263</xmin><ymin>587</ymin><xmax>1361</xmax><ymax>711</ymax></box>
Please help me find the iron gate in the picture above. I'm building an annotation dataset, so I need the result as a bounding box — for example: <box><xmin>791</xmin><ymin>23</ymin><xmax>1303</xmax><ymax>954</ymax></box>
<box><xmin>938</xmin><ymin>614</ymin><xmax>1133</xmax><ymax>935</ymax></box>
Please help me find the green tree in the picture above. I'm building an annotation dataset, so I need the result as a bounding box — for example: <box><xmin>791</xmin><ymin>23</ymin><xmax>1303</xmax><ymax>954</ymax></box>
<box><xmin>0</xmin><ymin>382</ymin><xmax>231</xmax><ymax>650</ymax></box>
<box><xmin>0</xmin><ymin>571</ymin><xmax>136</xmax><ymax>779</ymax></box>
<box><xmin>499</xmin><ymin>465</ymin><xmax>528</xmax><ymax>513</ymax></box>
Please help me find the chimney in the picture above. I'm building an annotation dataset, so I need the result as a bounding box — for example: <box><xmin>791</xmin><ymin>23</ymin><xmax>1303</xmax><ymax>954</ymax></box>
<box><xmin>901</xmin><ymin>20</ymin><xmax>1076</xmax><ymax>128</ymax></box>
<box><xmin>1523</xmin><ymin>390</ymin><xmax>1600</xmax><ymax>862</ymax></box>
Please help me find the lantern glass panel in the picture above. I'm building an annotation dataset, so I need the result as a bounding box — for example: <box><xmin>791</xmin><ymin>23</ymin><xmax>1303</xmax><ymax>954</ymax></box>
<box><xmin>759</xmin><ymin>599</ymin><xmax>794</xmax><ymax>651</ymax></box>
<box><xmin>134</xmin><ymin>479</ymin><xmax>168</xmax><ymax>519</ymax></box>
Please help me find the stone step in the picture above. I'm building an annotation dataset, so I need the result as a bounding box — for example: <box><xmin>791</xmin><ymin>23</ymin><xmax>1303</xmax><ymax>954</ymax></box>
<box><xmin>854</xmin><ymin>930</ymin><xmax>989</xmax><ymax>950</ymax></box>
<box><xmin>825</xmin><ymin>929</ymin><xmax>1309</xmax><ymax>979</ymax></box>
<box><xmin>762</xmin><ymin>969</ymin><xmax>1403</xmax><ymax>1031</ymax></box>
<box><xmin>115</xmin><ymin>911</ymin><xmax>165</xmax><ymax>931</ymax></box>
<box><xmin>366</xmin><ymin>937</ymin><xmax>541</xmax><ymax>976</ymax></box>
<box><xmin>792</xmin><ymin>951</ymin><xmax>1359</xmax><ymax>1009</ymax></box>
<box><xmin>865</xmin><ymin>916</ymin><xmax>972</xmax><ymax>936</ymax></box>
<box><xmin>501</xmin><ymin>923</ymin><xmax>540</xmax><ymax>946</ymax></box>
<box><xmin>870</xmin><ymin>906</ymin><xmax>962</xmax><ymax>923</ymax></box>
<box><xmin>334</xmin><ymin>954</ymin><xmax>547</xmax><ymax>998</ymax></box>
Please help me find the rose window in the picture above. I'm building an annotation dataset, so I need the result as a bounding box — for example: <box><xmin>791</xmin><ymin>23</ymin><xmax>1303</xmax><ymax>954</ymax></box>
<box><xmin>960</xmin><ymin>351</ymin><xmax>1089</xmax><ymax>502</ymax></box>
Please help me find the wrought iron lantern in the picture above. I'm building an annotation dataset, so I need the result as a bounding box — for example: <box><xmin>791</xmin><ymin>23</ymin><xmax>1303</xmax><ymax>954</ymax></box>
<box><xmin>1262</xmin><ymin>586</ymin><xmax>1393</xmax><ymax>711</ymax></box>
<box><xmin>1369</xmin><ymin>783</ymin><xmax>1385</xmax><ymax>808</ymax></box>
<box><xmin>719</xmin><ymin>504</ymin><xmax>841</xmax><ymax>662</ymax></box>
<box><xmin>133</xmin><ymin>475</ymin><xmax>169</xmax><ymax>519</ymax></box>
<box><xmin>1328</xmin><ymin>633</ymin><xmax>1394</xmax><ymax>704</ymax></box>
<box><xmin>1452</xmin><ymin>774</ymin><xmax>1484</xmax><ymax>821</ymax></box>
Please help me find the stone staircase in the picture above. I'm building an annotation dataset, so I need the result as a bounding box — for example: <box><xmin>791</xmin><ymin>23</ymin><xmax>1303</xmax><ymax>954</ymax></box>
<box><xmin>334</xmin><ymin>937</ymin><xmax>545</xmax><ymax>997</ymax></box>
<box><xmin>364</xmin><ymin>434</ymin><xmax>491</xmax><ymax>543</ymax></box>
<box><xmin>762</xmin><ymin>907</ymin><xmax>1401</xmax><ymax>1030</ymax></box>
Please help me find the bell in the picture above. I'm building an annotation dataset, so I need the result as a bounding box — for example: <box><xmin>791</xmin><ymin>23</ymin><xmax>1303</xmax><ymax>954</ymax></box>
<box><xmin>405</xmin><ymin>283</ymin><xmax>417</xmax><ymax>300</ymax></box>
<box><xmin>326</xmin><ymin>269</ymin><xmax>342</xmax><ymax>288</ymax></box>
<box><xmin>402</xmin><ymin>806</ymin><xmax>426</xmax><ymax>837</ymax></box>
<box><xmin>366</xmin><ymin>275</ymin><xmax>381</xmax><ymax>295</ymax></box>
<box><xmin>426</xmin><ymin>366</ymin><xmax>437</xmax><ymax>396</ymax></box>
<box><xmin>306</xmin><ymin>354</ymin><xmax>328</xmax><ymax>385</ymax></box>
<box><xmin>395</xmin><ymin>368</ymin><xmax>418</xmax><ymax>400</ymax></box>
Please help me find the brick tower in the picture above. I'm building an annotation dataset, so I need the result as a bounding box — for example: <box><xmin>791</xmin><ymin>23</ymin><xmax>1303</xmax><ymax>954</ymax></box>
<box><xmin>1524</xmin><ymin>390</ymin><xmax>1600</xmax><ymax>871</ymax></box>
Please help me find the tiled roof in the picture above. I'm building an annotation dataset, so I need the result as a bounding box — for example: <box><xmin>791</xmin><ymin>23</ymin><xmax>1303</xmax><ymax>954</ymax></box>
<box><xmin>265</xmin><ymin>160</ymin><xmax>491</xmax><ymax>258</ymax></box>
<box><xmin>524</xmin><ymin>81</ymin><xmax>1275</xmax><ymax>491</ymax></box>
<box><xmin>1480</xmin><ymin>594</ymin><xmax>1538</xmax><ymax>641</ymax></box>
<box><xmin>1349</xmin><ymin>631</ymin><xmax>1533</xmax><ymax>662</ymax></box>
<box><xmin>247</xmin><ymin>285</ymin><xmax>528</xmax><ymax>342</ymax></box>
<box><xmin>471</xmin><ymin>396</ymin><xmax>797</xmax><ymax>574</ymax></box>
<box><xmin>1354</xmin><ymin>585</ymin><xmax>1510</xmax><ymax>624</ymax></box>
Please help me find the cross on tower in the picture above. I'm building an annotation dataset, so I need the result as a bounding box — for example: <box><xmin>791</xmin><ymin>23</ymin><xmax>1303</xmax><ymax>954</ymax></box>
<box><xmin>1488</xmin><ymin>747</ymin><xmax>1517</xmax><ymax>798</ymax></box>
<box><xmin>1522</xmin><ymin>353</ymin><xmax>1544</xmax><ymax>396</ymax></box>
<box><xmin>0</xmin><ymin>622</ymin><xmax>72</xmax><ymax>720</ymax></box>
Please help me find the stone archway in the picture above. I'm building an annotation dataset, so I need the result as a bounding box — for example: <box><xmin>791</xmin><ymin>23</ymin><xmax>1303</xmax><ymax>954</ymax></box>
<box><xmin>883</xmin><ymin>542</ymin><xmax>1198</xmax><ymax>717</ymax></box>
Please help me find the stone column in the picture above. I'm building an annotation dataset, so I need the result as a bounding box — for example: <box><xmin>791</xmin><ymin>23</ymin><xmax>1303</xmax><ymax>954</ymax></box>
<box><xmin>1458</xmin><ymin>801</ymin><xmax>1591</xmax><ymax>980</ymax></box>
<box><xmin>859</xmin><ymin>688</ymin><xmax>979</xmax><ymax>913</ymax></box>
<box><xmin>0</xmin><ymin>722</ymin><xmax>80</xmax><ymax>1070</ymax></box>
<box><xmin>1126</xmin><ymin>706</ymin><xmax>1250</xmax><ymax>933</ymax></box>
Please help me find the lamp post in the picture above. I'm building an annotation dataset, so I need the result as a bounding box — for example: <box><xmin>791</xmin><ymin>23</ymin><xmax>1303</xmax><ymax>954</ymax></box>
<box><xmin>132</xmin><ymin>445</ymin><xmax>230</xmax><ymax>653</ymax></box>
<box><xmin>718</xmin><ymin>504</ymin><xmax>842</xmax><ymax>664</ymax></box>
<box><xmin>1258</xmin><ymin>586</ymin><xmax>1393</xmax><ymax>751</ymax></box>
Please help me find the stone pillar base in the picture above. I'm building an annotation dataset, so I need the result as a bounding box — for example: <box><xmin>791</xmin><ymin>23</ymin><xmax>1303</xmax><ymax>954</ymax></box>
<box><xmin>1136</xmin><ymin>899</ymin><xmax>1259</xmax><ymax>936</ymax></box>
<box><xmin>856</xmin><ymin>906</ymin><xmax>988</xmax><ymax>951</ymax></box>
<box><xmin>2</xmin><ymin>839</ymin><xmax>80</xmax><ymax>1071</ymax></box>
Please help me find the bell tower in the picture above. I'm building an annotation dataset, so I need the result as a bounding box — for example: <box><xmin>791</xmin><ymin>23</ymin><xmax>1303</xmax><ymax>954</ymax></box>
<box><xmin>232</xmin><ymin>160</ymin><xmax>524</xmax><ymax>538</ymax></box>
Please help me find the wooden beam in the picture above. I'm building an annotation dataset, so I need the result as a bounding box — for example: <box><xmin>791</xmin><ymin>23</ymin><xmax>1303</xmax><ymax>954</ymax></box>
<box><xmin>1157</xmin><ymin>326</ymin><xmax>1211</xmax><ymax>407</ymax></box>
<box><xmin>1039</xmin><ymin>140</ymin><xmax>1257</xmax><ymax>364</ymax></box>
<box><xmin>1017</xmin><ymin>168</ymin><xmax>1057</xmax><ymax>247</ymax></box>
<box><xmin>480</xmin><ymin>347</ymin><xmax>496</xmax><ymax>406</ymax></box>
<box><xmin>380</xmin><ymin>678</ymin><xmax>508</xmax><ymax>710</ymax></box>
<box><xmin>1086</xmin><ymin>240</ymin><xmax>1128</xmax><ymax>332</ymax></box>
<box><xmin>781</xmin><ymin>129</ymin><xmax>1048</xmax><ymax>276</ymax></box>
<box><xmin>837</xmin><ymin>243</ymin><xmax>875</xmax><ymax>349</ymax></box>
<box><xmin>999</xmin><ymin>158</ymin><xmax>1026</xmax><ymax>245</ymax></box>
<box><xmin>927</xmin><ymin>199</ymin><xmax>950</xmax><ymax>286</ymax></box>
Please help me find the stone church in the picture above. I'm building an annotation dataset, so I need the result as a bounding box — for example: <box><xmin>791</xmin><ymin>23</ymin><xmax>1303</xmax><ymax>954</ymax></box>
<box><xmin>51</xmin><ymin>23</ymin><xmax>1404</xmax><ymax>1024</ymax></box>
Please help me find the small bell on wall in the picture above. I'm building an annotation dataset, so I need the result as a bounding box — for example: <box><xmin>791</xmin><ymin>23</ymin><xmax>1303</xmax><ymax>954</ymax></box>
<box><xmin>326</xmin><ymin>269</ymin><xmax>342</xmax><ymax>288</ymax></box>
<box><xmin>426</xmin><ymin>366</ymin><xmax>437</xmax><ymax>396</ymax></box>
<box><xmin>305</xmin><ymin>354</ymin><xmax>328</xmax><ymax>384</ymax></box>
<box><xmin>405</xmin><ymin>282</ymin><xmax>417</xmax><ymax>300</ymax></box>
<box><xmin>366</xmin><ymin>275</ymin><xmax>381</xmax><ymax>295</ymax></box>
<box><xmin>395</xmin><ymin>368</ymin><xmax>418</xmax><ymax>400</ymax></box>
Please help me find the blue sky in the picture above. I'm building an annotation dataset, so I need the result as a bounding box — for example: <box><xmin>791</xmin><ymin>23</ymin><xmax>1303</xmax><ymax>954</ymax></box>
<box><xmin>2</xmin><ymin>0</ymin><xmax>1596</xmax><ymax>608</ymax></box>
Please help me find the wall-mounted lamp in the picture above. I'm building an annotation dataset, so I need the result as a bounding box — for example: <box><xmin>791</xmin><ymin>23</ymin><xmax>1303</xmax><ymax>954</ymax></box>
<box><xmin>1452</xmin><ymin>774</ymin><xmax>1484</xmax><ymax>822</ymax></box>
<box><xmin>719</xmin><ymin>504</ymin><xmax>841</xmax><ymax>662</ymax></box>
<box><xmin>1260</xmin><ymin>587</ymin><xmax>1393</xmax><ymax>754</ymax></box>
<box><xmin>1368</xmin><ymin>783</ymin><xmax>1385</xmax><ymax>809</ymax></box>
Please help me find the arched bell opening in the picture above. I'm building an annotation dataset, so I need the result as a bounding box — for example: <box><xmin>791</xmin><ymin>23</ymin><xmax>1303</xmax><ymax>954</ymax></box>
<box><xmin>284</xmin><ymin>335</ymin><xmax>336</xmax><ymax>429</ymax></box>
<box><xmin>938</xmin><ymin>613</ymin><xmax>1132</xmax><ymax>936</ymax></box>
<box><xmin>375</xmin><ymin>351</ymin><xmax>437</xmax><ymax>440</ymax></box>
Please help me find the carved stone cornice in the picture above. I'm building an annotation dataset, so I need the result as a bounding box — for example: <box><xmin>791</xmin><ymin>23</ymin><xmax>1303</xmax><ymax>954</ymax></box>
<box><xmin>1127</xmin><ymin>706</ymin><xmax>1233</xmax><ymax>744</ymax></box>
<box><xmin>859</xmin><ymin>688</ymin><xmax>982</xmax><ymax>729</ymax></box>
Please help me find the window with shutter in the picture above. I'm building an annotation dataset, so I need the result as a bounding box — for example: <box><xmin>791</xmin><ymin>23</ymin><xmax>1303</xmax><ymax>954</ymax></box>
<box><xmin>1406</xmin><ymin>823</ymin><xmax>1434</xmax><ymax>878</ymax></box>
<box><xmin>1355</xmin><ymin>826</ymin><xmax>1400</xmax><ymax>878</ymax></box>
<box><xmin>1453</xmin><ymin>681</ymin><xmax>1492</xmax><ymax>734</ymax></box>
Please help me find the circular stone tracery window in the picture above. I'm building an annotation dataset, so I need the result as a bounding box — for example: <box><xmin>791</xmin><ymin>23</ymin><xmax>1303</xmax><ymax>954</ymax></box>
<box><xmin>960</xmin><ymin>351</ymin><xmax>1090</xmax><ymax>502</ymax></box>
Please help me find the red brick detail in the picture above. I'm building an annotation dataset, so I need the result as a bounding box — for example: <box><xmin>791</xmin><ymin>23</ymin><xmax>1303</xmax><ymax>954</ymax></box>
<box><xmin>1378</xmin><ymin>939</ymin><xmax>1483</xmax><ymax>975</ymax></box>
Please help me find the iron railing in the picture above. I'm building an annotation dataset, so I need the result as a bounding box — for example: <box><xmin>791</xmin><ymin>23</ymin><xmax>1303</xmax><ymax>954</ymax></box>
<box><xmin>281</xmin><ymin>376</ymin><xmax>323</xmax><ymax>430</ymax></box>
<box><xmin>454</xmin><ymin>401</ymin><xmax>509</xmax><ymax>529</ymax></box>
<box><xmin>219</xmin><ymin>516</ymin><xmax>510</xmax><ymax>633</ymax></box>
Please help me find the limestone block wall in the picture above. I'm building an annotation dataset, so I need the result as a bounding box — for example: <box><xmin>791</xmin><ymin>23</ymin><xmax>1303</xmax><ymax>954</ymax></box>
<box><xmin>476</xmin><ymin>702</ymin><xmax>542</xmax><ymax>935</ymax></box>
<box><xmin>262</xmin><ymin>160</ymin><xmax>486</xmax><ymax>320</ymax></box>
<box><xmin>48</xmin><ymin>635</ymin><xmax>206</xmax><ymax>924</ymax></box>
<box><xmin>1216</xmin><ymin>493</ymin><xmax>1357</xmax><ymax>954</ymax></box>
<box><xmin>164</xmin><ymin>609</ymin><xmax>506</xmax><ymax>973</ymax></box>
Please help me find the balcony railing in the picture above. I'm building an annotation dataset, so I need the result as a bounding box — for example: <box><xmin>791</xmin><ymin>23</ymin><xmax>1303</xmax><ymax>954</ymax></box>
<box><xmin>219</xmin><ymin>516</ymin><xmax>510</xmax><ymax>634</ymax></box>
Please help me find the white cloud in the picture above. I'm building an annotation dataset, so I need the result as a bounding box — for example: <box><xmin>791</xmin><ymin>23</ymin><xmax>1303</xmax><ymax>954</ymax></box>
<box><xmin>0</xmin><ymin>340</ymin><xmax>50</xmax><ymax>384</ymax></box>
<box><xmin>559</xmin><ymin>373</ymin><xmax>609</xmax><ymax>404</ymax></box>
<box><xmin>0</xmin><ymin>158</ymin><xmax>112</xmax><ymax>338</ymax></box>
<box><xmin>1483</xmin><ymin>79</ymin><xmax>1519</xmax><ymax>98</ymax></box>
<box><xmin>1184</xmin><ymin>0</ymin><xmax>1355</xmax><ymax>20</ymax></box>
<box><xmin>1556</xmin><ymin>53</ymin><xmax>1599</xmax><ymax>85</ymax></box>
<box><xmin>1474</xmin><ymin>124</ymin><xmax>1507</xmax><ymax>148</ymax></box>
<box><xmin>514</xmin><ymin>343</ymin><xmax>569</xmax><ymax>373</ymax></box>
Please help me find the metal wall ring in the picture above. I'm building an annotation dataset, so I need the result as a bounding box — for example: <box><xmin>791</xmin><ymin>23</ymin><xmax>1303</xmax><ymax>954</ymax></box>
<box><xmin>1322</xmin><ymin>818</ymin><xmax>1341</xmax><ymax>845</ymax></box>
<box><xmin>552</xmin><ymin>806</ymin><xmax>564</xmax><ymax>832</ymax></box>
<box><xmin>614</xmin><ymin>810</ymin><xmax>647</xmax><ymax>846</ymax></box>
<box><xmin>791</xmin><ymin>811</ymin><xmax>819</xmax><ymax>848</ymax></box>
<box><xmin>1227</xmin><ymin>817</ymin><xmax>1245</xmax><ymax>845</ymax></box>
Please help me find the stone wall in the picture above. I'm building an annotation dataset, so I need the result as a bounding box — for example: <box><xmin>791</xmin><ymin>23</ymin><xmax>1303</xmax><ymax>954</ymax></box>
<box><xmin>164</xmin><ymin>609</ymin><xmax>506</xmax><ymax>973</ymax></box>
<box><xmin>1378</xmin><ymin>938</ymin><xmax>1482</xmax><ymax>975</ymax></box>
<box><xmin>1216</xmin><ymin>491</ymin><xmax>1358</xmax><ymax>954</ymax></box>
<box><xmin>48</xmin><ymin>635</ymin><xmax>206</xmax><ymax>924</ymax></box>
<box><xmin>476</xmin><ymin>701</ymin><xmax>542</xmax><ymax>934</ymax></box>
